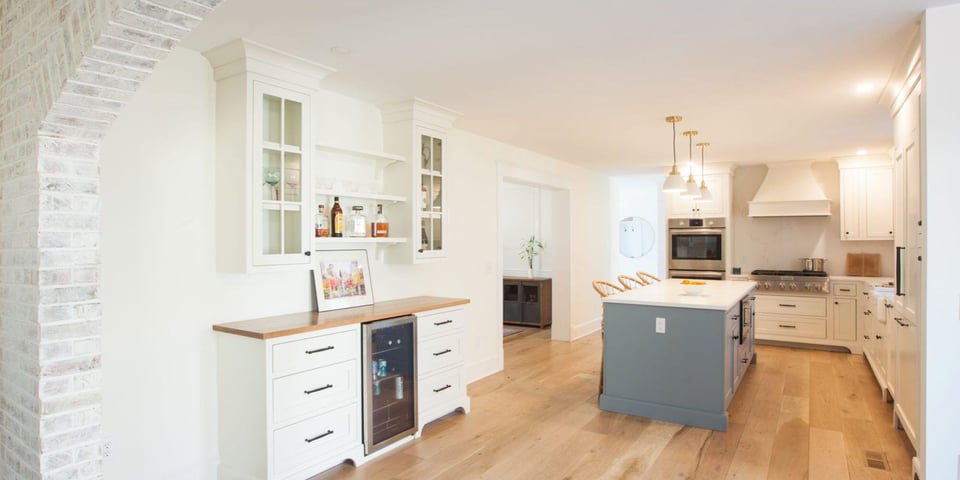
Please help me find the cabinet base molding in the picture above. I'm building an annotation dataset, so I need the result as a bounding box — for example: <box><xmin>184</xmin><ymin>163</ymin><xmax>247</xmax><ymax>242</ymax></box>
<box><xmin>754</xmin><ymin>335</ymin><xmax>862</xmax><ymax>354</ymax></box>
<box><xmin>417</xmin><ymin>402</ymin><xmax>471</xmax><ymax>436</ymax></box>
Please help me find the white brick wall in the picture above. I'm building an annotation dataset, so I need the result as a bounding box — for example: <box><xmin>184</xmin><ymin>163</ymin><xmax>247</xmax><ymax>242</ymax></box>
<box><xmin>0</xmin><ymin>0</ymin><xmax>222</xmax><ymax>478</ymax></box>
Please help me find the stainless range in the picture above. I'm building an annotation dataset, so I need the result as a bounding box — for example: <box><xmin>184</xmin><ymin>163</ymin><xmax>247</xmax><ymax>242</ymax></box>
<box><xmin>748</xmin><ymin>269</ymin><xmax>829</xmax><ymax>294</ymax></box>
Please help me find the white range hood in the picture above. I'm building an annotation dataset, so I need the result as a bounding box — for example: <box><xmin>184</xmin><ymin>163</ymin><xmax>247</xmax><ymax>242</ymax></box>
<box><xmin>748</xmin><ymin>161</ymin><xmax>831</xmax><ymax>217</ymax></box>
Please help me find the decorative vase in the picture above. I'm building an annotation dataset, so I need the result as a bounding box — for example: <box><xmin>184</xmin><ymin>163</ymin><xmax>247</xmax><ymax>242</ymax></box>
<box><xmin>526</xmin><ymin>267</ymin><xmax>533</xmax><ymax>278</ymax></box>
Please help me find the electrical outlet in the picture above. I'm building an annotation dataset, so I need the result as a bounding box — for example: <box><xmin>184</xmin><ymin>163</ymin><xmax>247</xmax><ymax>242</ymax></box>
<box><xmin>656</xmin><ymin>317</ymin><xmax>666</xmax><ymax>334</ymax></box>
<box><xmin>101</xmin><ymin>438</ymin><xmax>113</xmax><ymax>459</ymax></box>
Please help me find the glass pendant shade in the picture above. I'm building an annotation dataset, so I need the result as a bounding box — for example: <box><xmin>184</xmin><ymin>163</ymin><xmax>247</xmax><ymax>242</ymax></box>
<box><xmin>663</xmin><ymin>167</ymin><xmax>685</xmax><ymax>192</ymax></box>
<box><xmin>680</xmin><ymin>174</ymin><xmax>700</xmax><ymax>197</ymax></box>
<box><xmin>662</xmin><ymin>116</ymin><xmax>686</xmax><ymax>192</ymax></box>
<box><xmin>698</xmin><ymin>181</ymin><xmax>713</xmax><ymax>202</ymax></box>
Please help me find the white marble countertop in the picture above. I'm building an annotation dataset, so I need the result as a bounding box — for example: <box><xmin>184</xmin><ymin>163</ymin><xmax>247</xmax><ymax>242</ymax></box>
<box><xmin>603</xmin><ymin>279</ymin><xmax>757</xmax><ymax>311</ymax></box>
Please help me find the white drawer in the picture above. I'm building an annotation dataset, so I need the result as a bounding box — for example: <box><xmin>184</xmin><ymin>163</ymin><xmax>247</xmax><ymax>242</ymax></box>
<box><xmin>273</xmin><ymin>403</ymin><xmax>359</xmax><ymax>478</ymax></box>
<box><xmin>273</xmin><ymin>360</ymin><xmax>358</xmax><ymax>425</ymax></box>
<box><xmin>757</xmin><ymin>318</ymin><xmax>826</xmax><ymax>339</ymax></box>
<box><xmin>272</xmin><ymin>329</ymin><xmax>358</xmax><ymax>376</ymax></box>
<box><xmin>417</xmin><ymin>308</ymin><xmax>465</xmax><ymax>340</ymax></box>
<box><xmin>419</xmin><ymin>368</ymin><xmax>465</xmax><ymax>414</ymax></box>
<box><xmin>755</xmin><ymin>295</ymin><xmax>827</xmax><ymax>317</ymax></box>
<box><xmin>832</xmin><ymin>282</ymin><xmax>859</xmax><ymax>297</ymax></box>
<box><xmin>418</xmin><ymin>334</ymin><xmax>464</xmax><ymax>376</ymax></box>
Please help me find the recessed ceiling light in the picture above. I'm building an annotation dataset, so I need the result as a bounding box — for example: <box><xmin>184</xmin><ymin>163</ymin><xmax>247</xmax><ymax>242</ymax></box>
<box><xmin>330</xmin><ymin>46</ymin><xmax>353</xmax><ymax>55</ymax></box>
<box><xmin>855</xmin><ymin>83</ymin><xmax>874</xmax><ymax>94</ymax></box>
<box><xmin>856</xmin><ymin>149</ymin><xmax>868</xmax><ymax>155</ymax></box>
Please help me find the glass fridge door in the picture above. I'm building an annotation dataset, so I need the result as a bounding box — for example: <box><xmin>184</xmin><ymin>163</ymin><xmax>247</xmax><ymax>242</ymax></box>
<box><xmin>363</xmin><ymin>316</ymin><xmax>417</xmax><ymax>453</ymax></box>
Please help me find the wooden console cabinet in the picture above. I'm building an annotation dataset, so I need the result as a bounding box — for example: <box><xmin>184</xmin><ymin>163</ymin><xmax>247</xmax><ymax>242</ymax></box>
<box><xmin>503</xmin><ymin>277</ymin><xmax>552</xmax><ymax>328</ymax></box>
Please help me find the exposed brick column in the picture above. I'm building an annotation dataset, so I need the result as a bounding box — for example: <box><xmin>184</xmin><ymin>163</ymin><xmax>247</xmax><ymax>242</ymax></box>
<box><xmin>0</xmin><ymin>1</ymin><xmax>222</xmax><ymax>478</ymax></box>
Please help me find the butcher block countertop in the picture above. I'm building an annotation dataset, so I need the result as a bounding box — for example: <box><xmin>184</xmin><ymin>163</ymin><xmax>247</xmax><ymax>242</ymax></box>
<box><xmin>212</xmin><ymin>296</ymin><xmax>470</xmax><ymax>340</ymax></box>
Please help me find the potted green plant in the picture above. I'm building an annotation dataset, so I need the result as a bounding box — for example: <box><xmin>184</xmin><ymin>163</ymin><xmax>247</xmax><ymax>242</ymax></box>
<box><xmin>519</xmin><ymin>235</ymin><xmax>545</xmax><ymax>278</ymax></box>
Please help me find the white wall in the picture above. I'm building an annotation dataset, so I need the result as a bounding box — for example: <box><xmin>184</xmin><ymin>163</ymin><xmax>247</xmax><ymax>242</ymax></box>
<box><xmin>610</xmin><ymin>175</ymin><xmax>664</xmax><ymax>279</ymax></box>
<box><xmin>921</xmin><ymin>5</ymin><xmax>960</xmax><ymax>479</ymax></box>
<box><xmin>501</xmin><ymin>181</ymin><xmax>553</xmax><ymax>277</ymax></box>
<box><xmin>99</xmin><ymin>47</ymin><xmax>610</xmax><ymax>478</ymax></box>
<box><xmin>731</xmin><ymin>162</ymin><xmax>894</xmax><ymax>276</ymax></box>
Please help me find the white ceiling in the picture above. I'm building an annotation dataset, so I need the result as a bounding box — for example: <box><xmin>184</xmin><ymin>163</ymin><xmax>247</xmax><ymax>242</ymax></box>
<box><xmin>182</xmin><ymin>0</ymin><xmax>953</xmax><ymax>174</ymax></box>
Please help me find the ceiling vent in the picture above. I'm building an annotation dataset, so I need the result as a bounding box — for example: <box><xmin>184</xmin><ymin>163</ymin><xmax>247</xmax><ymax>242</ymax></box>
<box><xmin>748</xmin><ymin>161</ymin><xmax>831</xmax><ymax>217</ymax></box>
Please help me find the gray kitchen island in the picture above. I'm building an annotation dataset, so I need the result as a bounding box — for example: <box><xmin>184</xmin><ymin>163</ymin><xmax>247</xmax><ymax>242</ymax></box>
<box><xmin>599</xmin><ymin>279</ymin><xmax>756</xmax><ymax>431</ymax></box>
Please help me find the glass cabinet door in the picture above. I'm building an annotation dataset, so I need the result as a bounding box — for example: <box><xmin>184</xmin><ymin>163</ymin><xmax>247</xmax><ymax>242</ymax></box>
<box><xmin>418</xmin><ymin>133</ymin><xmax>444</xmax><ymax>257</ymax></box>
<box><xmin>253</xmin><ymin>83</ymin><xmax>310</xmax><ymax>266</ymax></box>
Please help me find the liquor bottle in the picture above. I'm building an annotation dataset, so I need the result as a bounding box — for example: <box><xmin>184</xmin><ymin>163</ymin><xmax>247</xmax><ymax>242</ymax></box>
<box><xmin>372</xmin><ymin>204</ymin><xmax>389</xmax><ymax>238</ymax></box>
<box><xmin>331</xmin><ymin>197</ymin><xmax>344</xmax><ymax>237</ymax></box>
<box><xmin>314</xmin><ymin>204</ymin><xmax>329</xmax><ymax>237</ymax></box>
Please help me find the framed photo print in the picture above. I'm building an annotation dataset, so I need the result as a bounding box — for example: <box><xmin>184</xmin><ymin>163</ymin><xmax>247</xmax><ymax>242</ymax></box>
<box><xmin>312</xmin><ymin>249</ymin><xmax>373</xmax><ymax>312</ymax></box>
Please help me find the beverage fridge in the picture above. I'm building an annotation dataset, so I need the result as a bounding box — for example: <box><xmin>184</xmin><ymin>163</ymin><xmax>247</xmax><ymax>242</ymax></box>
<box><xmin>362</xmin><ymin>315</ymin><xmax>417</xmax><ymax>454</ymax></box>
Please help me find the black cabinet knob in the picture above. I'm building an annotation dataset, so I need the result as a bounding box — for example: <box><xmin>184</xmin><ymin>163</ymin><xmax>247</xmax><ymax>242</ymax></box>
<box><xmin>304</xmin><ymin>251</ymin><xmax>311</xmax><ymax>256</ymax></box>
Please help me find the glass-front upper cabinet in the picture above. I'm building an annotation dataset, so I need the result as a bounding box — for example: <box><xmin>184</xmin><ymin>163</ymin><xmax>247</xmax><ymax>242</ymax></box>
<box><xmin>418</xmin><ymin>133</ymin><xmax>445</xmax><ymax>257</ymax></box>
<box><xmin>252</xmin><ymin>82</ymin><xmax>311</xmax><ymax>266</ymax></box>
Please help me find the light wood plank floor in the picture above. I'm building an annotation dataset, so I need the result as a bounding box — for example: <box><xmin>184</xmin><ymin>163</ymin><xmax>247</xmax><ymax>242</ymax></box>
<box><xmin>314</xmin><ymin>329</ymin><xmax>914</xmax><ymax>479</ymax></box>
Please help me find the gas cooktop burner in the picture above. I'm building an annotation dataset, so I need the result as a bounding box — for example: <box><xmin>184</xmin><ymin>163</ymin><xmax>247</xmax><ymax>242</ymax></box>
<box><xmin>749</xmin><ymin>269</ymin><xmax>829</xmax><ymax>293</ymax></box>
<box><xmin>750</xmin><ymin>269</ymin><xmax>828</xmax><ymax>277</ymax></box>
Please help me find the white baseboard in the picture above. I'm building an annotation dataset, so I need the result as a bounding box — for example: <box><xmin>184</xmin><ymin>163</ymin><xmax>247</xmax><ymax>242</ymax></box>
<box><xmin>465</xmin><ymin>352</ymin><xmax>503</xmax><ymax>385</ymax></box>
<box><xmin>571</xmin><ymin>316</ymin><xmax>602</xmax><ymax>340</ymax></box>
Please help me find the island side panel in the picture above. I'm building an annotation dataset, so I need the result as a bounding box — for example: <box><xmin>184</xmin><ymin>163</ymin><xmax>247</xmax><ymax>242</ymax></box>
<box><xmin>599</xmin><ymin>302</ymin><xmax>728</xmax><ymax>431</ymax></box>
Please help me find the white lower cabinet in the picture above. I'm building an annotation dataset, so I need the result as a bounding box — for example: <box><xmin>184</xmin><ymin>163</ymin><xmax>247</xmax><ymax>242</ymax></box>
<box><xmin>416</xmin><ymin>306</ymin><xmax>471</xmax><ymax>431</ymax></box>
<box><xmin>755</xmin><ymin>294</ymin><xmax>828</xmax><ymax>340</ymax></box>
<box><xmin>893</xmin><ymin>307</ymin><xmax>920</xmax><ymax>449</ymax></box>
<box><xmin>216</xmin><ymin>325</ymin><xmax>363</xmax><ymax>480</ymax></box>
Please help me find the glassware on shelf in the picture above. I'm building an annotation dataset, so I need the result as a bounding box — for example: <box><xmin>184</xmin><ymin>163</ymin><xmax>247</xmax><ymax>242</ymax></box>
<box><xmin>263</xmin><ymin>167</ymin><xmax>281</xmax><ymax>200</ymax></box>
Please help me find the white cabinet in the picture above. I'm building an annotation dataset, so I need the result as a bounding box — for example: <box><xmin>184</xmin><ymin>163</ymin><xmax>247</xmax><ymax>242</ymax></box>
<box><xmin>381</xmin><ymin>100</ymin><xmax>460</xmax><ymax>263</ymax></box>
<box><xmin>415</xmin><ymin>306</ymin><xmax>470</xmax><ymax>431</ymax></box>
<box><xmin>666</xmin><ymin>174</ymin><xmax>730</xmax><ymax>218</ymax></box>
<box><xmin>215</xmin><ymin>325</ymin><xmax>364</xmax><ymax>479</ymax></box>
<box><xmin>893</xmin><ymin>76</ymin><xmax>923</xmax><ymax>321</ymax></box>
<box><xmin>204</xmin><ymin>39</ymin><xmax>334</xmax><ymax>272</ymax></box>
<box><xmin>893</xmin><ymin>307</ymin><xmax>920</xmax><ymax>449</ymax></box>
<box><xmin>831</xmin><ymin>281</ymin><xmax>859</xmax><ymax>342</ymax></box>
<box><xmin>838</xmin><ymin>160</ymin><xmax>894</xmax><ymax>241</ymax></box>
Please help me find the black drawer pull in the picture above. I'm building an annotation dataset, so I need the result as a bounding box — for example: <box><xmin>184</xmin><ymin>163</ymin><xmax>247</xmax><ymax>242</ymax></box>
<box><xmin>778</xmin><ymin>324</ymin><xmax>797</xmax><ymax>329</ymax></box>
<box><xmin>304</xmin><ymin>384</ymin><xmax>333</xmax><ymax>395</ymax></box>
<box><xmin>894</xmin><ymin>317</ymin><xmax>908</xmax><ymax>327</ymax></box>
<box><xmin>433</xmin><ymin>384</ymin><xmax>452</xmax><ymax>393</ymax></box>
<box><xmin>778</xmin><ymin>304</ymin><xmax>797</xmax><ymax>308</ymax></box>
<box><xmin>433</xmin><ymin>349</ymin><xmax>452</xmax><ymax>356</ymax></box>
<box><xmin>864</xmin><ymin>335</ymin><xmax>870</xmax><ymax>340</ymax></box>
<box><xmin>305</xmin><ymin>430</ymin><xmax>334</xmax><ymax>443</ymax></box>
<box><xmin>433</xmin><ymin>320</ymin><xmax>454</xmax><ymax>326</ymax></box>
<box><xmin>839</xmin><ymin>288</ymin><xmax>851</xmax><ymax>292</ymax></box>
<box><xmin>305</xmin><ymin>346</ymin><xmax>334</xmax><ymax>354</ymax></box>
<box><xmin>876</xmin><ymin>335</ymin><xmax>883</xmax><ymax>340</ymax></box>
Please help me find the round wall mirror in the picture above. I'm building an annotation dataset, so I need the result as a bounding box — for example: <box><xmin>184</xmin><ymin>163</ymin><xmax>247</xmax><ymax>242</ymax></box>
<box><xmin>618</xmin><ymin>217</ymin><xmax>656</xmax><ymax>258</ymax></box>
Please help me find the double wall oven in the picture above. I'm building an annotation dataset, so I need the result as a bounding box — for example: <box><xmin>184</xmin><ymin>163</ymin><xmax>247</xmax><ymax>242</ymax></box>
<box><xmin>668</xmin><ymin>217</ymin><xmax>726</xmax><ymax>280</ymax></box>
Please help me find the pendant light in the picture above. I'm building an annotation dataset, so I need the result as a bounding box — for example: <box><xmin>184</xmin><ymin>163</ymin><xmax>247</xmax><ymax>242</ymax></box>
<box><xmin>696</xmin><ymin>142</ymin><xmax>713</xmax><ymax>202</ymax></box>
<box><xmin>662</xmin><ymin>116</ymin><xmax>686</xmax><ymax>192</ymax></box>
<box><xmin>679</xmin><ymin>130</ymin><xmax>700</xmax><ymax>198</ymax></box>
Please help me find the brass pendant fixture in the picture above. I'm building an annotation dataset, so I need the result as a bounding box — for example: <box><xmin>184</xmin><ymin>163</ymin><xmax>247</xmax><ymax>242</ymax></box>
<box><xmin>662</xmin><ymin>116</ymin><xmax>686</xmax><ymax>192</ymax></box>
<box><xmin>679</xmin><ymin>130</ymin><xmax>700</xmax><ymax>198</ymax></box>
<box><xmin>696</xmin><ymin>142</ymin><xmax>713</xmax><ymax>202</ymax></box>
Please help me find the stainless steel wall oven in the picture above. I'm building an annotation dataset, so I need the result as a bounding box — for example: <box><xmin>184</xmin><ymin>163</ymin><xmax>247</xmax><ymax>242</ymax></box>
<box><xmin>668</xmin><ymin>217</ymin><xmax>725</xmax><ymax>278</ymax></box>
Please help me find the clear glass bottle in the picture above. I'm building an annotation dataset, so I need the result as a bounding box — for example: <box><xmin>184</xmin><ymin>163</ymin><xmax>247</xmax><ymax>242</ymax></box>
<box><xmin>314</xmin><ymin>204</ymin><xmax>329</xmax><ymax>237</ymax></box>
<box><xmin>372</xmin><ymin>204</ymin><xmax>389</xmax><ymax>238</ymax></box>
<box><xmin>347</xmin><ymin>205</ymin><xmax>367</xmax><ymax>237</ymax></box>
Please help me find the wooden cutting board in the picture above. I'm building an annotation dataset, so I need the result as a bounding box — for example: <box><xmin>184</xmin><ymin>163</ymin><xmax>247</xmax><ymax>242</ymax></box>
<box><xmin>846</xmin><ymin>253</ymin><xmax>881</xmax><ymax>276</ymax></box>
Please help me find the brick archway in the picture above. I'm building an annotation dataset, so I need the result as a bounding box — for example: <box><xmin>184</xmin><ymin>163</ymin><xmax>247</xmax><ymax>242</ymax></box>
<box><xmin>0</xmin><ymin>1</ymin><xmax>222</xmax><ymax>477</ymax></box>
